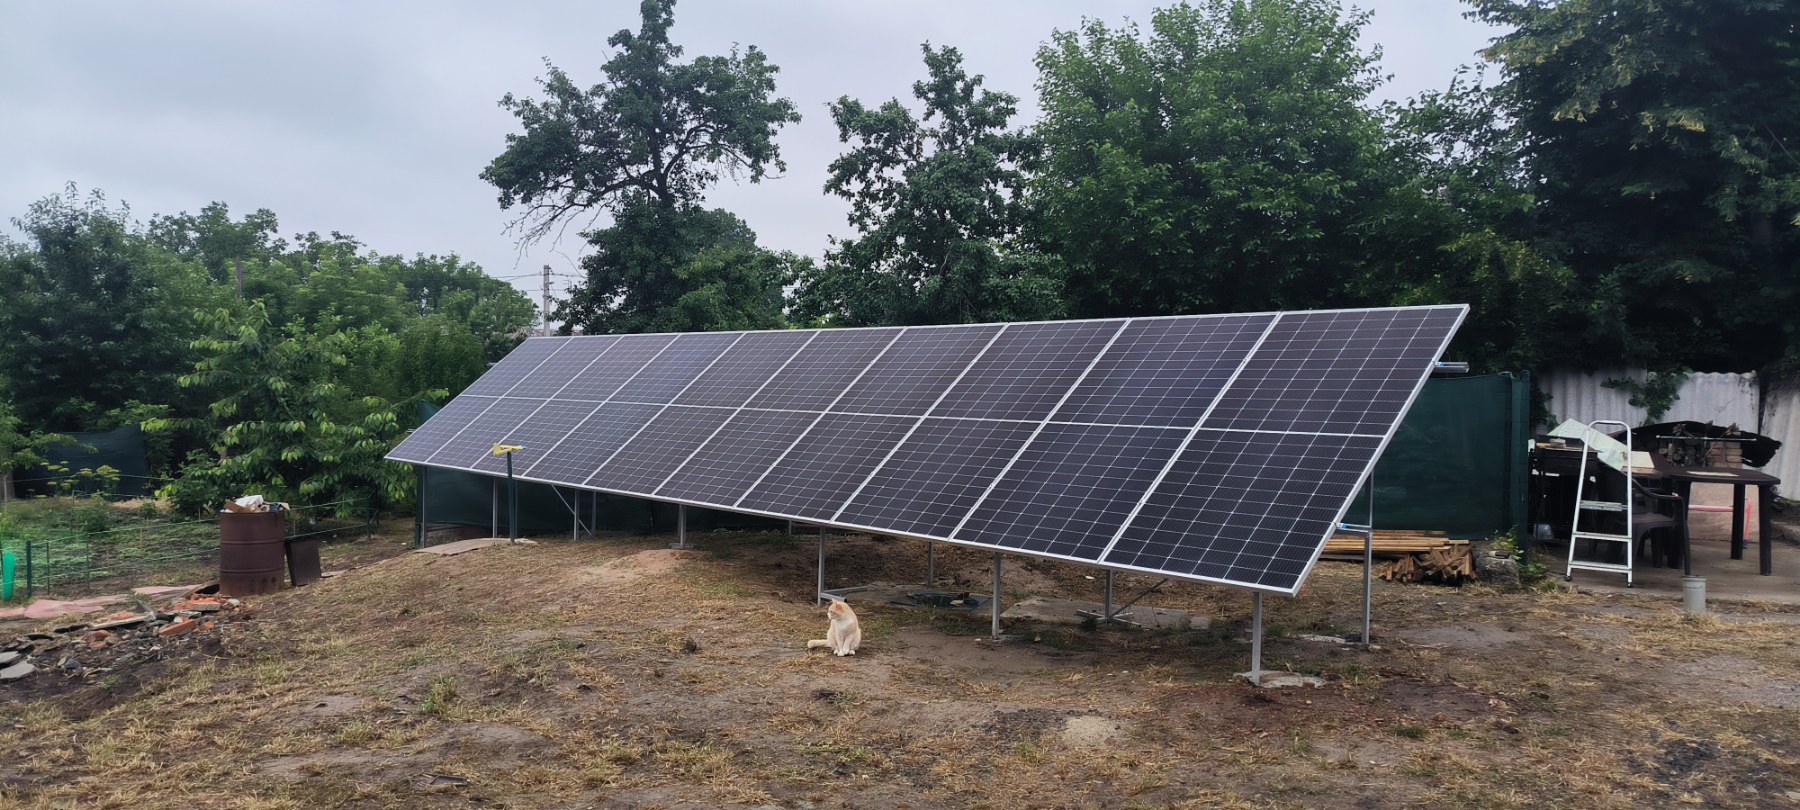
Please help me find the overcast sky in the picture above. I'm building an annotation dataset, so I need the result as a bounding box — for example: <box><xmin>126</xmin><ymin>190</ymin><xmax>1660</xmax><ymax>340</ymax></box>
<box><xmin>0</xmin><ymin>1</ymin><xmax>1503</xmax><ymax>307</ymax></box>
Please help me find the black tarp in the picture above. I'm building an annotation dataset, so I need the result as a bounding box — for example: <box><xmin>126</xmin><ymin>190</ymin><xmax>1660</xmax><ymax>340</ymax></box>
<box><xmin>15</xmin><ymin>425</ymin><xmax>152</xmax><ymax>498</ymax></box>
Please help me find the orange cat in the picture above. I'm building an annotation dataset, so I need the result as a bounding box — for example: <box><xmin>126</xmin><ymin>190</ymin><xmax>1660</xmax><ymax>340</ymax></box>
<box><xmin>806</xmin><ymin>599</ymin><xmax>861</xmax><ymax>656</ymax></box>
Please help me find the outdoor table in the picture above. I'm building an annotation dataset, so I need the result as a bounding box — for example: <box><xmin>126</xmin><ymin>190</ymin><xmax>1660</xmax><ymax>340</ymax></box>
<box><xmin>1648</xmin><ymin>455</ymin><xmax>1782</xmax><ymax>576</ymax></box>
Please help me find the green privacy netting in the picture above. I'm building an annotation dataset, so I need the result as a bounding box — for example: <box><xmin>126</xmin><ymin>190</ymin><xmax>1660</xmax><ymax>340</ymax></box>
<box><xmin>15</xmin><ymin>425</ymin><xmax>153</xmax><ymax>498</ymax></box>
<box><xmin>1350</xmin><ymin>372</ymin><xmax>1532</xmax><ymax>539</ymax></box>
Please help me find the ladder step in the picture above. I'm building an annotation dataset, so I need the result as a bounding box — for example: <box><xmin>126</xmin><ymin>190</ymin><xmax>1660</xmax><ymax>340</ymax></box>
<box><xmin>1568</xmin><ymin>560</ymin><xmax>1633</xmax><ymax>574</ymax></box>
<box><xmin>1572</xmin><ymin>531</ymin><xmax>1631</xmax><ymax>543</ymax></box>
<box><xmin>1578</xmin><ymin>500</ymin><xmax>1627</xmax><ymax>512</ymax></box>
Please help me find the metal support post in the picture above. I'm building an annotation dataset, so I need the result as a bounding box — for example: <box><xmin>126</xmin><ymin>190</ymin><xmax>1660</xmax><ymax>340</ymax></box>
<box><xmin>1105</xmin><ymin>571</ymin><xmax>1115</xmax><ymax>619</ymax></box>
<box><xmin>1250</xmin><ymin>592</ymin><xmax>1264</xmax><ymax>686</ymax></box>
<box><xmin>786</xmin><ymin>519</ymin><xmax>794</xmax><ymax>539</ymax></box>
<box><xmin>925</xmin><ymin>542</ymin><xmax>935</xmax><ymax>585</ymax></box>
<box><xmin>991</xmin><ymin>553</ymin><xmax>1002</xmax><ymax>640</ymax></box>
<box><xmin>491</xmin><ymin>478</ymin><xmax>498</xmax><ymax>538</ymax></box>
<box><xmin>1363</xmin><ymin>475</ymin><xmax>1374</xmax><ymax>644</ymax></box>
<box><xmin>817</xmin><ymin>526</ymin><xmax>827</xmax><ymax>606</ymax></box>
<box><xmin>671</xmin><ymin>504</ymin><xmax>689</xmax><ymax>550</ymax></box>
<box><xmin>570</xmin><ymin>488</ymin><xmax>578</xmax><ymax>541</ymax></box>
<box><xmin>415</xmin><ymin>465</ymin><xmax>427</xmax><ymax>548</ymax></box>
<box><xmin>590</xmin><ymin>490</ymin><xmax>598</xmax><ymax>538</ymax></box>
<box><xmin>506</xmin><ymin>452</ymin><xmax>518</xmax><ymax>543</ymax></box>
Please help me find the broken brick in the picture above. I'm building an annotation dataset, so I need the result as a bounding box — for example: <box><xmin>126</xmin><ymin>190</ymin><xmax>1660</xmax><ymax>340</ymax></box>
<box><xmin>156</xmin><ymin>618</ymin><xmax>196</xmax><ymax>639</ymax></box>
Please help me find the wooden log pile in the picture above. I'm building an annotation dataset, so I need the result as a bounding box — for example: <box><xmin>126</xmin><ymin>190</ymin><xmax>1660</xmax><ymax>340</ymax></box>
<box><xmin>1324</xmin><ymin>530</ymin><xmax>1474</xmax><ymax>585</ymax></box>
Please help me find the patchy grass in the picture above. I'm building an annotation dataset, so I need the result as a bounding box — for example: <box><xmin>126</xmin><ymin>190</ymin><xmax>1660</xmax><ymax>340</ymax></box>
<box><xmin>1</xmin><ymin>528</ymin><xmax>1798</xmax><ymax>808</ymax></box>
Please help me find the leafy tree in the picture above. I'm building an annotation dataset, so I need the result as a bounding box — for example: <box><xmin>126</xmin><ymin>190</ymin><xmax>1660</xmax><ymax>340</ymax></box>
<box><xmin>0</xmin><ymin>185</ymin><xmax>226</xmax><ymax>429</ymax></box>
<box><xmin>147</xmin><ymin>201</ymin><xmax>281</xmax><ymax>287</ymax></box>
<box><xmin>379</xmin><ymin>253</ymin><xmax>537</xmax><ymax>362</ymax></box>
<box><xmin>0</xmin><ymin>396</ymin><xmax>73</xmax><ymax>502</ymax></box>
<box><xmin>1470</xmin><ymin>0</ymin><xmax>1800</xmax><ymax>371</ymax></box>
<box><xmin>480</xmin><ymin>0</ymin><xmax>801</xmax><ymax>241</ymax></box>
<box><xmin>1031</xmin><ymin>0</ymin><xmax>1400</xmax><ymax>319</ymax></box>
<box><xmin>156</xmin><ymin>304</ymin><xmax>410</xmax><ymax>514</ymax></box>
<box><xmin>557</xmin><ymin>200</ymin><xmax>788</xmax><ymax>333</ymax></box>
<box><xmin>385</xmin><ymin>315</ymin><xmax>487</xmax><ymax>405</ymax></box>
<box><xmin>795</xmin><ymin>44</ymin><xmax>1063</xmax><ymax>326</ymax></box>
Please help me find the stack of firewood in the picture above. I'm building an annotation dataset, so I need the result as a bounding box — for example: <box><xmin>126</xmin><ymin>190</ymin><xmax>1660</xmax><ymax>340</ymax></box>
<box><xmin>1324</xmin><ymin>530</ymin><xmax>1474</xmax><ymax>585</ymax></box>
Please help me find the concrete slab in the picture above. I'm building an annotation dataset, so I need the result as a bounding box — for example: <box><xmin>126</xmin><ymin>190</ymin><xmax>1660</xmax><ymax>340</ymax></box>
<box><xmin>413</xmin><ymin>537</ymin><xmax>537</xmax><ymax>556</ymax></box>
<box><xmin>1555</xmin><ymin>536</ymin><xmax>1800</xmax><ymax>606</ymax></box>
<box><xmin>1238</xmin><ymin>671</ymin><xmax>1326</xmax><ymax>688</ymax></box>
<box><xmin>1003</xmin><ymin>596</ymin><xmax>1195</xmax><ymax>631</ymax></box>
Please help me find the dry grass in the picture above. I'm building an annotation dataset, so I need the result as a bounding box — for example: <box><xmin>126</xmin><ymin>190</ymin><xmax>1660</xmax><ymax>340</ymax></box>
<box><xmin>1</xmin><ymin>528</ymin><xmax>1797</xmax><ymax>808</ymax></box>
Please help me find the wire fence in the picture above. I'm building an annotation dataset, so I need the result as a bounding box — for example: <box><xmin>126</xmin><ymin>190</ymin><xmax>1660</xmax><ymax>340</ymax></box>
<box><xmin>0</xmin><ymin>497</ymin><xmax>374</xmax><ymax>597</ymax></box>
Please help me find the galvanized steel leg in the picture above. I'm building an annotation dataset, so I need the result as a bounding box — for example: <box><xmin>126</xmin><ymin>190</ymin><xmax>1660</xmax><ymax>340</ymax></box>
<box><xmin>991</xmin><ymin>553</ymin><xmax>1002</xmax><ymax>640</ymax></box>
<box><xmin>1250</xmin><ymin>592</ymin><xmax>1264</xmax><ymax>686</ymax></box>
<box><xmin>1105</xmin><ymin>571</ymin><xmax>1115</xmax><ymax>620</ymax></box>
<box><xmin>671</xmin><ymin>504</ymin><xmax>689</xmax><ymax>550</ymax></box>
<box><xmin>817</xmin><ymin>526</ymin><xmax>827</xmax><ymax>606</ymax></box>
<box><xmin>491</xmin><ymin>478</ymin><xmax>498</xmax><ymax>538</ymax></box>
<box><xmin>925</xmin><ymin>542</ymin><xmax>935</xmax><ymax>585</ymax></box>
<box><xmin>1363</xmin><ymin>475</ymin><xmax>1374</xmax><ymax>645</ymax></box>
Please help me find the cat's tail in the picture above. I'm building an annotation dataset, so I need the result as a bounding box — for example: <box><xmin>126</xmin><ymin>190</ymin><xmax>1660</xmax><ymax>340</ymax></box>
<box><xmin>806</xmin><ymin>639</ymin><xmax>830</xmax><ymax>649</ymax></box>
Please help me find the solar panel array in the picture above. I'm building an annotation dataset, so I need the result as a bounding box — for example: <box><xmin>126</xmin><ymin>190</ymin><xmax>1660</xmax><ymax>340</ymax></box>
<box><xmin>389</xmin><ymin>305</ymin><xmax>1466</xmax><ymax>594</ymax></box>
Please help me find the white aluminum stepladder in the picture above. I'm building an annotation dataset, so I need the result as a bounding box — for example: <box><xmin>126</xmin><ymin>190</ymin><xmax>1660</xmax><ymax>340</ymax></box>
<box><xmin>1566</xmin><ymin>419</ymin><xmax>1638</xmax><ymax>586</ymax></box>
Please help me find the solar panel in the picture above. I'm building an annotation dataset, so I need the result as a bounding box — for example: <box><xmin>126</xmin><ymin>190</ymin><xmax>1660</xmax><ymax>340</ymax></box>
<box><xmin>389</xmin><ymin>304</ymin><xmax>1467</xmax><ymax>595</ymax></box>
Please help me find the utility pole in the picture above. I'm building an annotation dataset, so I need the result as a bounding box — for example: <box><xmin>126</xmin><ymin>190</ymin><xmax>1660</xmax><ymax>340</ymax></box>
<box><xmin>541</xmin><ymin>264</ymin><xmax>552</xmax><ymax>336</ymax></box>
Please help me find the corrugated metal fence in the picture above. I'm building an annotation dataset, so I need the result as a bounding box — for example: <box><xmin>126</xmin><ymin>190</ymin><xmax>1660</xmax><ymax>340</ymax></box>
<box><xmin>1539</xmin><ymin>369</ymin><xmax>1795</xmax><ymax>492</ymax></box>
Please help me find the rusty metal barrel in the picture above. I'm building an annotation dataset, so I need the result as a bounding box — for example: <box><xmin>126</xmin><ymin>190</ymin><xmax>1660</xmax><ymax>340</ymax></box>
<box><xmin>219</xmin><ymin>510</ymin><xmax>287</xmax><ymax>596</ymax></box>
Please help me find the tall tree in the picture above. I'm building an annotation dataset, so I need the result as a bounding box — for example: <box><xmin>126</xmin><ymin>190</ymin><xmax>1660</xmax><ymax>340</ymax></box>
<box><xmin>794</xmin><ymin>45</ymin><xmax>1063</xmax><ymax>326</ymax></box>
<box><xmin>481</xmin><ymin>0</ymin><xmax>800</xmax><ymax>242</ymax></box>
<box><xmin>559</xmin><ymin>200</ymin><xmax>789</xmax><ymax>333</ymax></box>
<box><xmin>0</xmin><ymin>186</ymin><xmax>225</xmax><ymax>429</ymax></box>
<box><xmin>1032</xmin><ymin>0</ymin><xmax>1399</xmax><ymax>319</ymax></box>
<box><xmin>146</xmin><ymin>201</ymin><xmax>281</xmax><ymax>287</ymax></box>
<box><xmin>1470</xmin><ymin>0</ymin><xmax>1800</xmax><ymax>371</ymax></box>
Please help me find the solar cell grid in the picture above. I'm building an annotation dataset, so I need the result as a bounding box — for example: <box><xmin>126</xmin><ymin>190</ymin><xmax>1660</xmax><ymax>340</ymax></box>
<box><xmin>932</xmin><ymin>321</ymin><xmax>1122</xmax><ymax>422</ymax></box>
<box><xmin>1204</xmin><ymin>309</ymin><xmax>1457</xmax><ymax>435</ymax></box>
<box><xmin>953</xmin><ymin>423</ymin><xmax>1189</xmax><ymax>561</ymax></box>
<box><xmin>656</xmin><ymin>409</ymin><xmax>820</xmax><ymax>504</ymax></box>
<box><xmin>1052</xmin><ymin>315</ymin><xmax>1272</xmax><ymax>427</ymax></box>
<box><xmin>833</xmin><ymin>325</ymin><xmax>1000</xmax><ymax>416</ymax></box>
<box><xmin>521</xmin><ymin>402</ymin><xmax>664</xmax><ymax>484</ymax></box>
<box><xmin>674</xmin><ymin>330</ymin><xmax>814</xmax><ymax>408</ymax></box>
<box><xmin>1103</xmin><ymin>430</ymin><xmax>1382</xmax><ymax>591</ymax></box>
<box><xmin>747</xmin><ymin>329</ymin><xmax>896</xmax><ymax>411</ymax></box>
<box><xmin>586</xmin><ymin>406</ymin><xmax>735</xmax><ymax>493</ymax></box>
<box><xmin>555</xmin><ymin>334</ymin><xmax>676</xmax><ymax>402</ymax></box>
<box><xmin>609</xmin><ymin>332</ymin><xmax>740</xmax><ymax>404</ymax></box>
<box><xmin>388</xmin><ymin>304</ymin><xmax>1467</xmax><ymax>596</ymax></box>
<box><xmin>424</xmin><ymin>398</ymin><xmax>548</xmax><ymax>469</ymax></box>
<box><xmin>471</xmin><ymin>401</ymin><xmax>600</xmax><ymax>475</ymax></box>
<box><xmin>458</xmin><ymin>338</ymin><xmax>567</xmax><ymax>397</ymax></box>
<box><xmin>736</xmin><ymin>414</ymin><xmax>915</xmax><ymax>520</ymax></box>
<box><xmin>388</xmin><ymin>396</ymin><xmax>498</xmax><ymax>463</ymax></box>
<box><xmin>506</xmin><ymin>336</ymin><xmax>619</xmax><ymax>399</ymax></box>
<box><xmin>835</xmin><ymin>418</ymin><xmax>1039</xmax><ymax>539</ymax></box>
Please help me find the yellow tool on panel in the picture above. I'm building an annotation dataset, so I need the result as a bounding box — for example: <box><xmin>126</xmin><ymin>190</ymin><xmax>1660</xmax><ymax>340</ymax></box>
<box><xmin>492</xmin><ymin>444</ymin><xmax>525</xmax><ymax>456</ymax></box>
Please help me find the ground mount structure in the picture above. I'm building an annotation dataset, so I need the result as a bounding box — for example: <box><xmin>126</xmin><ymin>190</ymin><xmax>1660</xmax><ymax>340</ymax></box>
<box><xmin>390</xmin><ymin>305</ymin><xmax>1467</xmax><ymax>597</ymax></box>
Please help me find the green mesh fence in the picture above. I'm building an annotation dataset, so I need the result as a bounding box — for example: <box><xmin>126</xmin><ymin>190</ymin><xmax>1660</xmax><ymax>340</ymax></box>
<box><xmin>1350</xmin><ymin>372</ymin><xmax>1531</xmax><ymax>539</ymax></box>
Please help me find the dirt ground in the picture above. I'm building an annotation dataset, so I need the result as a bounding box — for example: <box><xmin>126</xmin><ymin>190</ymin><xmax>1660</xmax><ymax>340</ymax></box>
<box><xmin>3</xmin><ymin>526</ymin><xmax>1799</xmax><ymax>809</ymax></box>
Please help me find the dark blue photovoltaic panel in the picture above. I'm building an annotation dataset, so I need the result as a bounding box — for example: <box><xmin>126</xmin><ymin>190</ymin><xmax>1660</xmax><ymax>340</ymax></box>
<box><xmin>557</xmin><ymin>334</ymin><xmax>676</xmax><ymax>401</ymax></box>
<box><xmin>424</xmin><ymin>398</ymin><xmax>549</xmax><ymax>469</ymax></box>
<box><xmin>748</xmin><ymin>329</ymin><xmax>896</xmax><ymax>411</ymax></box>
<box><xmin>953</xmin><ymin>424</ymin><xmax>1188</xmax><ymax>560</ymax></box>
<box><xmin>673</xmin><ymin>330</ymin><xmax>814</xmax><ymax>408</ymax></box>
<box><xmin>522</xmin><ymin>402</ymin><xmax>664</xmax><ymax>485</ymax></box>
<box><xmin>835</xmin><ymin>418</ymin><xmax>1039</xmax><ymax>539</ymax></box>
<box><xmin>609</xmin><ymin>332</ymin><xmax>739</xmax><ymax>404</ymax></box>
<box><xmin>833</xmin><ymin>325</ymin><xmax>1001</xmax><ymax>416</ymax></box>
<box><xmin>1103</xmin><ymin>431</ymin><xmax>1382</xmax><ymax>591</ymax></box>
<box><xmin>1052</xmin><ymin>315</ymin><xmax>1273</xmax><ymax>427</ymax></box>
<box><xmin>657</xmin><ymin>409</ymin><xmax>820</xmax><ymax>504</ymax></box>
<box><xmin>586</xmin><ymin>406</ymin><xmax>734</xmax><ymax>493</ymax></box>
<box><xmin>736</xmin><ymin>414</ymin><xmax>916</xmax><ymax>520</ymax></box>
<box><xmin>933</xmin><ymin>321</ymin><xmax>1122</xmax><ymax>422</ymax></box>
<box><xmin>389</xmin><ymin>396</ymin><xmax>498</xmax><ymax>463</ymax></box>
<box><xmin>471</xmin><ymin>401</ymin><xmax>601</xmax><ymax>475</ymax></box>
<box><xmin>507</xmin><ymin>336</ymin><xmax>619</xmax><ymax>399</ymax></box>
<box><xmin>459</xmin><ymin>338</ymin><xmax>569</xmax><ymax>397</ymax></box>
<box><xmin>1203</xmin><ymin>307</ymin><xmax>1465</xmax><ymax>435</ymax></box>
